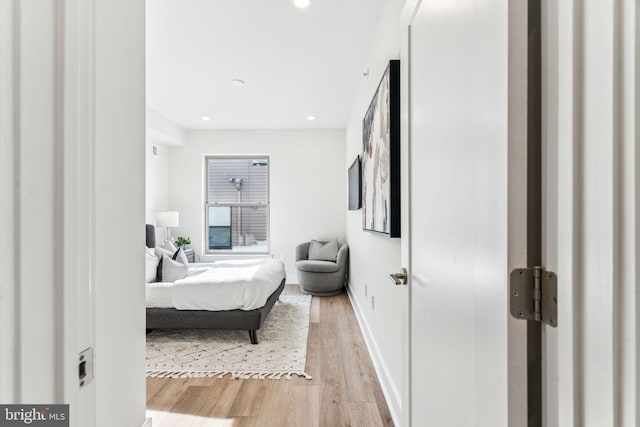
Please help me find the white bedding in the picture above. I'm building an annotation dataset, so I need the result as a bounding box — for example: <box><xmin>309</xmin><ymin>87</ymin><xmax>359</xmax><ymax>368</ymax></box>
<box><xmin>145</xmin><ymin>258</ymin><xmax>285</xmax><ymax>311</ymax></box>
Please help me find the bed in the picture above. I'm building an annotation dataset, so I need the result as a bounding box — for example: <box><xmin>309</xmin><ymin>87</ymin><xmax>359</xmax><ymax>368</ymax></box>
<box><xmin>145</xmin><ymin>224</ymin><xmax>285</xmax><ymax>344</ymax></box>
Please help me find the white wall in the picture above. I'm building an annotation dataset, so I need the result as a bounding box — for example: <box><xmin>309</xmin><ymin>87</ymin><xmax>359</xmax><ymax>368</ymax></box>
<box><xmin>146</xmin><ymin>106</ymin><xmax>186</xmax><ymax>146</ymax></box>
<box><xmin>146</xmin><ymin>141</ymin><xmax>170</xmax><ymax>225</ymax></box>
<box><xmin>169</xmin><ymin>129</ymin><xmax>346</xmax><ymax>283</ymax></box>
<box><xmin>344</xmin><ymin>0</ymin><xmax>404</xmax><ymax>421</ymax></box>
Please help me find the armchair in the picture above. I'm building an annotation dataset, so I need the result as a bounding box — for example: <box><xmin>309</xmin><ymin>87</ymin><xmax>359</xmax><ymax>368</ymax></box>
<box><xmin>295</xmin><ymin>241</ymin><xmax>349</xmax><ymax>296</ymax></box>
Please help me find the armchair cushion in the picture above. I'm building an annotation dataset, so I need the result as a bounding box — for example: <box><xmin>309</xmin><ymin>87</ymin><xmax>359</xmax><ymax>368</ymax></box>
<box><xmin>295</xmin><ymin>259</ymin><xmax>340</xmax><ymax>273</ymax></box>
<box><xmin>308</xmin><ymin>239</ymin><xmax>339</xmax><ymax>261</ymax></box>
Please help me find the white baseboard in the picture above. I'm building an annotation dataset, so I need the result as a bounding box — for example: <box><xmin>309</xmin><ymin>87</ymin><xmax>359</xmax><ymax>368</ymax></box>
<box><xmin>141</xmin><ymin>417</ymin><xmax>152</xmax><ymax>427</ymax></box>
<box><xmin>345</xmin><ymin>283</ymin><xmax>401</xmax><ymax>426</ymax></box>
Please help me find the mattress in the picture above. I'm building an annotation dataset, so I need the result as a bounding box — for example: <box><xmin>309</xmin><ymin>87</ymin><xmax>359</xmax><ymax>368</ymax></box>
<box><xmin>145</xmin><ymin>258</ymin><xmax>285</xmax><ymax>311</ymax></box>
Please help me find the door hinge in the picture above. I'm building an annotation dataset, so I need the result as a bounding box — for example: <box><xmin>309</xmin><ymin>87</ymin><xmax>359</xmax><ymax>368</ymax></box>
<box><xmin>509</xmin><ymin>266</ymin><xmax>557</xmax><ymax>327</ymax></box>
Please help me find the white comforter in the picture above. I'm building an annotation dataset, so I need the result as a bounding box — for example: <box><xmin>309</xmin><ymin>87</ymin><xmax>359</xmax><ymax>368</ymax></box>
<box><xmin>145</xmin><ymin>258</ymin><xmax>285</xmax><ymax>311</ymax></box>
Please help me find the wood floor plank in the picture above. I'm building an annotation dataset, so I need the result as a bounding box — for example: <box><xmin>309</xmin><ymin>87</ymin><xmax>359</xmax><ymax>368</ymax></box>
<box><xmin>349</xmin><ymin>402</ymin><xmax>385</xmax><ymax>427</ymax></box>
<box><xmin>318</xmin><ymin>295</ymin><xmax>351</xmax><ymax>427</ymax></box>
<box><xmin>146</xmin><ymin>287</ymin><xmax>394</xmax><ymax>426</ymax></box>
<box><xmin>334</xmin><ymin>294</ymin><xmax>377</xmax><ymax>403</ymax></box>
<box><xmin>145</xmin><ymin>377</ymin><xmax>167</xmax><ymax>401</ymax></box>
<box><xmin>309</xmin><ymin>294</ymin><xmax>320</xmax><ymax>323</ymax></box>
<box><xmin>227</xmin><ymin>381</ymin><xmax>267</xmax><ymax>417</ymax></box>
<box><xmin>146</xmin><ymin>378</ymin><xmax>192</xmax><ymax>410</ymax></box>
<box><xmin>254</xmin><ymin>380</ymin><xmax>297</xmax><ymax>426</ymax></box>
<box><xmin>371</xmin><ymin>374</ymin><xmax>395</xmax><ymax>426</ymax></box>
<box><xmin>283</xmin><ymin>284</ymin><xmax>299</xmax><ymax>293</ymax></box>
<box><xmin>300</xmin><ymin>321</ymin><xmax>320</xmax><ymax>384</ymax></box>
<box><xmin>292</xmin><ymin>383</ymin><xmax>320</xmax><ymax>427</ymax></box>
<box><xmin>170</xmin><ymin>380</ymin><xmax>242</xmax><ymax>419</ymax></box>
<box><xmin>228</xmin><ymin>416</ymin><xmax>256</xmax><ymax>427</ymax></box>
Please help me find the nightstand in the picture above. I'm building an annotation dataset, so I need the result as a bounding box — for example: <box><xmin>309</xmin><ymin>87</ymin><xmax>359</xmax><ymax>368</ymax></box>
<box><xmin>183</xmin><ymin>248</ymin><xmax>195</xmax><ymax>263</ymax></box>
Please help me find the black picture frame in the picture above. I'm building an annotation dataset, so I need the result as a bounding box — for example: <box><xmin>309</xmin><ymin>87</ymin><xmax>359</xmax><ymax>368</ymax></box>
<box><xmin>348</xmin><ymin>155</ymin><xmax>362</xmax><ymax>210</ymax></box>
<box><xmin>361</xmin><ymin>60</ymin><xmax>400</xmax><ymax>237</ymax></box>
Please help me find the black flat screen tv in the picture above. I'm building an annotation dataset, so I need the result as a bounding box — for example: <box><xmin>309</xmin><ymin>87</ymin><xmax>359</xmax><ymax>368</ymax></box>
<box><xmin>348</xmin><ymin>155</ymin><xmax>362</xmax><ymax>210</ymax></box>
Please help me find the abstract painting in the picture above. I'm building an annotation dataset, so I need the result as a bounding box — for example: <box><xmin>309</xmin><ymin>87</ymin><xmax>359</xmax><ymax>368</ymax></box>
<box><xmin>362</xmin><ymin>60</ymin><xmax>401</xmax><ymax>237</ymax></box>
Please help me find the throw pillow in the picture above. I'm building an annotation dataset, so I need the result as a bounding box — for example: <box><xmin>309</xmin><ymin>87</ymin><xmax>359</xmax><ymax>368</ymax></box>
<box><xmin>145</xmin><ymin>252</ymin><xmax>158</xmax><ymax>283</ymax></box>
<box><xmin>172</xmin><ymin>247</ymin><xmax>189</xmax><ymax>265</ymax></box>
<box><xmin>164</xmin><ymin>240</ymin><xmax>177</xmax><ymax>252</ymax></box>
<box><xmin>156</xmin><ymin>254</ymin><xmax>164</xmax><ymax>282</ymax></box>
<box><xmin>154</xmin><ymin>247</ymin><xmax>172</xmax><ymax>282</ymax></box>
<box><xmin>154</xmin><ymin>246</ymin><xmax>173</xmax><ymax>259</ymax></box>
<box><xmin>161</xmin><ymin>253</ymin><xmax>189</xmax><ymax>282</ymax></box>
<box><xmin>308</xmin><ymin>239</ymin><xmax>339</xmax><ymax>261</ymax></box>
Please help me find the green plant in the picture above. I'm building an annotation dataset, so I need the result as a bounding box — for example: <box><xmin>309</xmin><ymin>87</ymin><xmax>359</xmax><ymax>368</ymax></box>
<box><xmin>175</xmin><ymin>236</ymin><xmax>191</xmax><ymax>248</ymax></box>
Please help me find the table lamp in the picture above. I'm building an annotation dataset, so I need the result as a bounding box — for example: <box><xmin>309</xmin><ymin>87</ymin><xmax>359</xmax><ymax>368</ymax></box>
<box><xmin>156</xmin><ymin>211</ymin><xmax>179</xmax><ymax>245</ymax></box>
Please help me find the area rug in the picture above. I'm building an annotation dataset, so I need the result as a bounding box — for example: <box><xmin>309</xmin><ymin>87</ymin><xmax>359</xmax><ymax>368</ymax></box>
<box><xmin>145</xmin><ymin>293</ymin><xmax>312</xmax><ymax>380</ymax></box>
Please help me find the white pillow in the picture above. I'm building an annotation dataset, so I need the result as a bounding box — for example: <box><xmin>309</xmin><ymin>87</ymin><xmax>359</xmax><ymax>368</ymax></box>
<box><xmin>145</xmin><ymin>252</ymin><xmax>159</xmax><ymax>283</ymax></box>
<box><xmin>308</xmin><ymin>239</ymin><xmax>339</xmax><ymax>261</ymax></box>
<box><xmin>161</xmin><ymin>253</ymin><xmax>188</xmax><ymax>282</ymax></box>
<box><xmin>164</xmin><ymin>240</ymin><xmax>177</xmax><ymax>252</ymax></box>
<box><xmin>154</xmin><ymin>246</ymin><xmax>173</xmax><ymax>259</ymax></box>
<box><xmin>174</xmin><ymin>247</ymin><xmax>189</xmax><ymax>265</ymax></box>
<box><xmin>155</xmin><ymin>246</ymin><xmax>188</xmax><ymax>264</ymax></box>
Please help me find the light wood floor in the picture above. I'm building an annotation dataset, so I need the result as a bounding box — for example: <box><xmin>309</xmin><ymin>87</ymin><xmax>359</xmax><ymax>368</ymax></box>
<box><xmin>146</xmin><ymin>284</ymin><xmax>394</xmax><ymax>427</ymax></box>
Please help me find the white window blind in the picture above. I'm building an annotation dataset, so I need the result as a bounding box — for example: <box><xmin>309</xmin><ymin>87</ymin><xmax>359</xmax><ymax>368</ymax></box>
<box><xmin>205</xmin><ymin>157</ymin><xmax>269</xmax><ymax>253</ymax></box>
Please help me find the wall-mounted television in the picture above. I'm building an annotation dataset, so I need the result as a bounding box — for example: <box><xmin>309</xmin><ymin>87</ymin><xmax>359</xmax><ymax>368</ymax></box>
<box><xmin>348</xmin><ymin>155</ymin><xmax>362</xmax><ymax>210</ymax></box>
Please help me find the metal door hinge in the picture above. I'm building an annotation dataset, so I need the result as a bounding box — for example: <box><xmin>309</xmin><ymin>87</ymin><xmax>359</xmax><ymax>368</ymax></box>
<box><xmin>510</xmin><ymin>266</ymin><xmax>557</xmax><ymax>327</ymax></box>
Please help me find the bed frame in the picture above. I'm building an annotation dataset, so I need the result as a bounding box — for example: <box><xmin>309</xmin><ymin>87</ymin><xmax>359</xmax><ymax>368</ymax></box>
<box><xmin>145</xmin><ymin>224</ymin><xmax>284</xmax><ymax>344</ymax></box>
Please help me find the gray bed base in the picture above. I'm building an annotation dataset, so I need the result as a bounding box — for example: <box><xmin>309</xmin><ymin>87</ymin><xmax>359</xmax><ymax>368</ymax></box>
<box><xmin>146</xmin><ymin>279</ymin><xmax>285</xmax><ymax>344</ymax></box>
<box><xmin>145</xmin><ymin>223</ymin><xmax>284</xmax><ymax>344</ymax></box>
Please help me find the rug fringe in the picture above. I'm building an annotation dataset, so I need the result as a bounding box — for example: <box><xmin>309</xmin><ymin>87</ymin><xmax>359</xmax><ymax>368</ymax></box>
<box><xmin>146</xmin><ymin>369</ymin><xmax>313</xmax><ymax>381</ymax></box>
<box><xmin>279</xmin><ymin>293</ymin><xmax>312</xmax><ymax>299</ymax></box>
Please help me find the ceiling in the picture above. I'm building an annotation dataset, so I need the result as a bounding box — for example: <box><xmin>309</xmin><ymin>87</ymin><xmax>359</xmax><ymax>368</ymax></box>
<box><xmin>146</xmin><ymin>0</ymin><xmax>386</xmax><ymax>130</ymax></box>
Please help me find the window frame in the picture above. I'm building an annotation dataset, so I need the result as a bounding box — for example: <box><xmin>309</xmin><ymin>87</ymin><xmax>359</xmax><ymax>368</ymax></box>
<box><xmin>204</xmin><ymin>154</ymin><xmax>270</xmax><ymax>255</ymax></box>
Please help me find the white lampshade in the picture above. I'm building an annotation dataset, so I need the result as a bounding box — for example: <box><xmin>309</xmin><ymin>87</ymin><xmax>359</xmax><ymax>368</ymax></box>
<box><xmin>156</xmin><ymin>211</ymin><xmax>179</xmax><ymax>228</ymax></box>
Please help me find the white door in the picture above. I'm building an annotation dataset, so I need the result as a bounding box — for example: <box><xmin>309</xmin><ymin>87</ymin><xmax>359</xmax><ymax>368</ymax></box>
<box><xmin>542</xmin><ymin>1</ymin><xmax>639</xmax><ymax>425</ymax></box>
<box><xmin>64</xmin><ymin>0</ymin><xmax>97</xmax><ymax>424</ymax></box>
<box><xmin>400</xmin><ymin>0</ymin><xmax>527</xmax><ymax>425</ymax></box>
<box><xmin>0</xmin><ymin>1</ymin><xmax>95</xmax><ymax>425</ymax></box>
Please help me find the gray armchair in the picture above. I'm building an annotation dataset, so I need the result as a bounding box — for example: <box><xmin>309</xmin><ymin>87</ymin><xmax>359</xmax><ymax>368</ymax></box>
<box><xmin>295</xmin><ymin>241</ymin><xmax>349</xmax><ymax>296</ymax></box>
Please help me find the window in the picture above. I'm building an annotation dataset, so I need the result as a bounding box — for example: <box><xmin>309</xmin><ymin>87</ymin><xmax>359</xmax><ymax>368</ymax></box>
<box><xmin>205</xmin><ymin>156</ymin><xmax>269</xmax><ymax>253</ymax></box>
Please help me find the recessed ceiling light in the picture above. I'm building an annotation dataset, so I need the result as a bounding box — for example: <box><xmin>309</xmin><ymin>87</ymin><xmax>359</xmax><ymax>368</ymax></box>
<box><xmin>231</xmin><ymin>79</ymin><xmax>245</xmax><ymax>86</ymax></box>
<box><xmin>307</xmin><ymin>115</ymin><xmax>316</xmax><ymax>121</ymax></box>
<box><xmin>292</xmin><ymin>0</ymin><xmax>310</xmax><ymax>8</ymax></box>
<box><xmin>201</xmin><ymin>116</ymin><xmax>211</xmax><ymax>121</ymax></box>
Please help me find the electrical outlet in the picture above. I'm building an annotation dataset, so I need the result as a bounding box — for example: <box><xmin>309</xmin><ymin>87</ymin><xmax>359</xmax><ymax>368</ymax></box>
<box><xmin>365</xmin><ymin>284</ymin><xmax>368</xmax><ymax>296</ymax></box>
<box><xmin>371</xmin><ymin>295</ymin><xmax>375</xmax><ymax>311</ymax></box>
